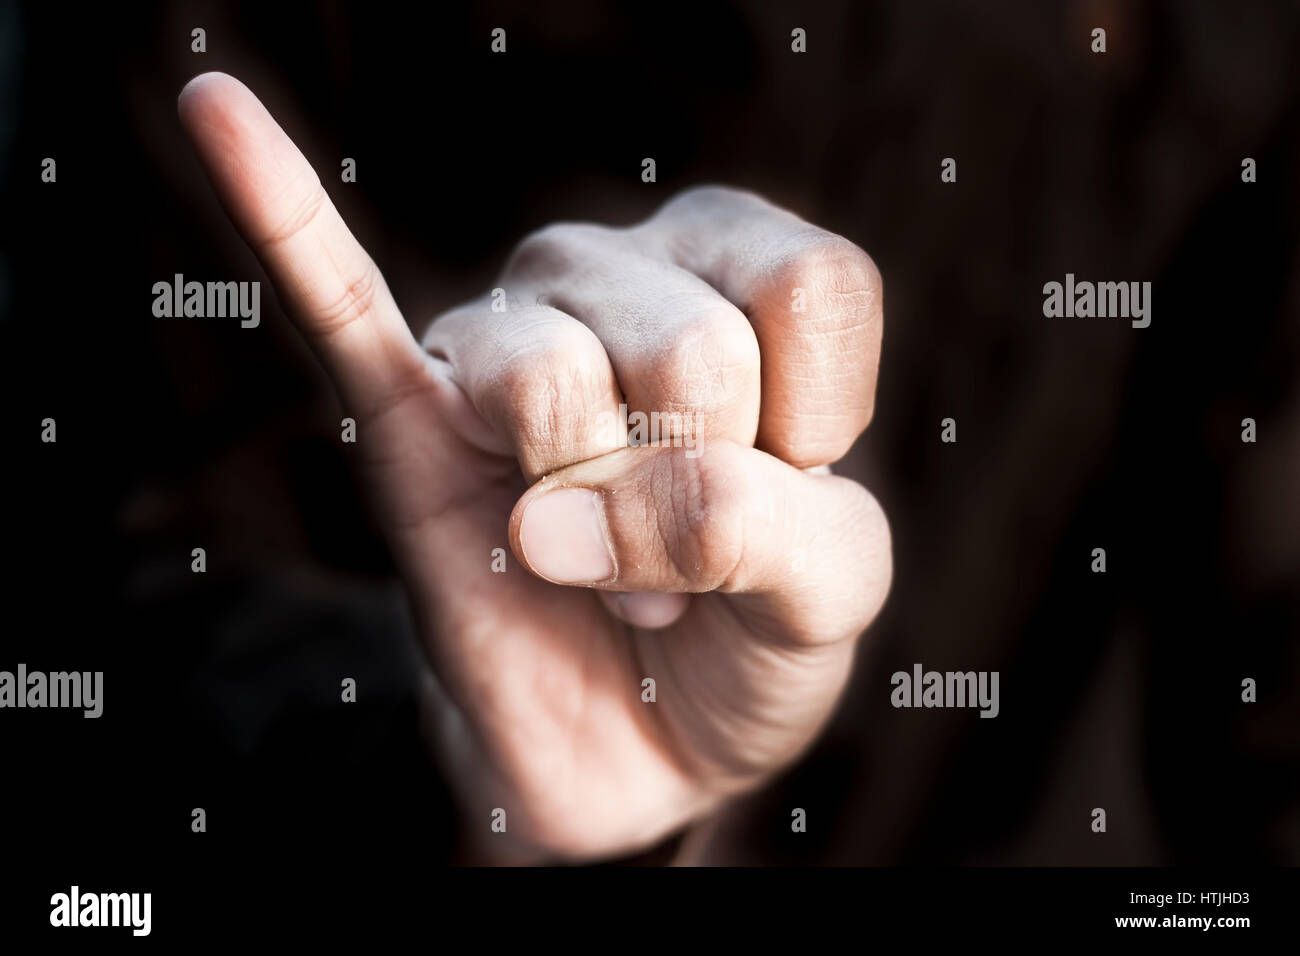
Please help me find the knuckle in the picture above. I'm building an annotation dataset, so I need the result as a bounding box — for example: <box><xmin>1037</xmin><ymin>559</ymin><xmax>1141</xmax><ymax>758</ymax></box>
<box><xmin>504</xmin><ymin>221</ymin><xmax>605</xmax><ymax>281</ymax></box>
<box><xmin>641</xmin><ymin>185</ymin><xmax>763</xmax><ymax>247</ymax></box>
<box><xmin>315</xmin><ymin>259</ymin><xmax>383</xmax><ymax>339</ymax></box>
<box><xmin>651</xmin><ymin>306</ymin><xmax>760</xmax><ymax>412</ymax></box>
<box><xmin>653</xmin><ymin>444</ymin><xmax>751</xmax><ymax>591</ymax></box>
<box><xmin>260</xmin><ymin>175</ymin><xmax>328</xmax><ymax>249</ymax></box>
<box><xmin>759</xmin><ymin>235</ymin><xmax>883</xmax><ymax>463</ymax></box>
<box><xmin>496</xmin><ymin>319</ymin><xmax>607</xmax><ymax>450</ymax></box>
<box><xmin>776</xmin><ymin>233</ymin><xmax>883</xmax><ymax>332</ymax></box>
<box><xmin>659</xmin><ymin>183</ymin><xmax>761</xmax><ymax>218</ymax></box>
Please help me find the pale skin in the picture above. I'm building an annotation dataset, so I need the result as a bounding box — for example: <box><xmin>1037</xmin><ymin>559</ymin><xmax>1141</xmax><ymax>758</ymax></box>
<box><xmin>178</xmin><ymin>72</ymin><xmax>892</xmax><ymax>863</ymax></box>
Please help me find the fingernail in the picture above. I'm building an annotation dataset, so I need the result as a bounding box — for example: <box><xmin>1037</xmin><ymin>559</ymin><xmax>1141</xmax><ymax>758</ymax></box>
<box><xmin>520</xmin><ymin>487</ymin><xmax>615</xmax><ymax>584</ymax></box>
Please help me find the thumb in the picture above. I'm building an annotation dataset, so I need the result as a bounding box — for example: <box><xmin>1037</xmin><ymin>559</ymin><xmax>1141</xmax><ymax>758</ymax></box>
<box><xmin>509</xmin><ymin>441</ymin><xmax>892</xmax><ymax>645</ymax></box>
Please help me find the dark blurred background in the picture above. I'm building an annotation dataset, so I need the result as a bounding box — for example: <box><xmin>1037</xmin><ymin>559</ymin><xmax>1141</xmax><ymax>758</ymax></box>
<box><xmin>2</xmin><ymin>0</ymin><xmax>1298</xmax><ymax>878</ymax></box>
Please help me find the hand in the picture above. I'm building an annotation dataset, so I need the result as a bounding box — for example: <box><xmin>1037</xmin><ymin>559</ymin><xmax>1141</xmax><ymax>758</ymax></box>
<box><xmin>178</xmin><ymin>72</ymin><xmax>891</xmax><ymax>862</ymax></box>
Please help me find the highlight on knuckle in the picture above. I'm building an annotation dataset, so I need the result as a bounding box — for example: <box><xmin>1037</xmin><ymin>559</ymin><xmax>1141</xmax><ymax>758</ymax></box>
<box><xmin>777</xmin><ymin>233</ymin><xmax>883</xmax><ymax>335</ymax></box>
<box><xmin>504</xmin><ymin>222</ymin><xmax>604</xmax><ymax>282</ymax></box>
<box><xmin>658</xmin><ymin>183</ymin><xmax>760</xmax><ymax>219</ymax></box>
<box><xmin>496</xmin><ymin>322</ymin><xmax>606</xmax><ymax>450</ymax></box>
<box><xmin>651</xmin><ymin>307</ymin><xmax>760</xmax><ymax>412</ymax></box>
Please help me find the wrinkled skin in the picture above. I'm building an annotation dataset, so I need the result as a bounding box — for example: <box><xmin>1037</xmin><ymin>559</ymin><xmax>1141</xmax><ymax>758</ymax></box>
<box><xmin>179</xmin><ymin>72</ymin><xmax>891</xmax><ymax>862</ymax></box>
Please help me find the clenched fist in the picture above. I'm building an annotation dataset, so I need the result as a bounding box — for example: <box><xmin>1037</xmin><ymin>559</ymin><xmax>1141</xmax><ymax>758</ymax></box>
<box><xmin>178</xmin><ymin>72</ymin><xmax>891</xmax><ymax>862</ymax></box>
